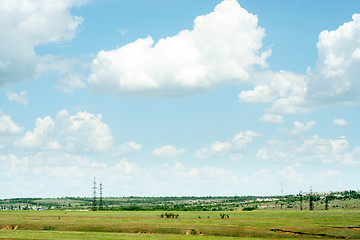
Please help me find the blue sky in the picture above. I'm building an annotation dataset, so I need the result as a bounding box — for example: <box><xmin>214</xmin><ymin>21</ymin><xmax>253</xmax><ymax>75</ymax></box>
<box><xmin>1</xmin><ymin>0</ymin><xmax>360</xmax><ymax>198</ymax></box>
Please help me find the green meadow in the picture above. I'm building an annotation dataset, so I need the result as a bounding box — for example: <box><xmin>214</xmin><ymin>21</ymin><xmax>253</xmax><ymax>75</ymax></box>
<box><xmin>1</xmin><ymin>210</ymin><xmax>360</xmax><ymax>239</ymax></box>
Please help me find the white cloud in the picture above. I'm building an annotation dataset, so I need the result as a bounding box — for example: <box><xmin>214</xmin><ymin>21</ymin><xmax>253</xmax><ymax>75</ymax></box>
<box><xmin>152</xmin><ymin>145</ymin><xmax>186</xmax><ymax>158</ymax></box>
<box><xmin>6</xmin><ymin>91</ymin><xmax>28</xmax><ymax>105</ymax></box>
<box><xmin>88</xmin><ymin>0</ymin><xmax>270</xmax><ymax>97</ymax></box>
<box><xmin>56</xmin><ymin>73</ymin><xmax>86</xmax><ymax>93</ymax></box>
<box><xmin>0</xmin><ymin>153</ymin><xmax>28</xmax><ymax>176</ymax></box>
<box><xmin>332</xmin><ymin>118</ymin><xmax>347</xmax><ymax>126</ymax></box>
<box><xmin>196</xmin><ymin>141</ymin><xmax>232</xmax><ymax>159</ymax></box>
<box><xmin>0</xmin><ymin>0</ymin><xmax>83</xmax><ymax>87</ymax></box>
<box><xmin>239</xmin><ymin>14</ymin><xmax>360</xmax><ymax>115</ymax></box>
<box><xmin>256</xmin><ymin>135</ymin><xmax>357</xmax><ymax>164</ymax></box>
<box><xmin>343</xmin><ymin>147</ymin><xmax>360</xmax><ymax>165</ymax></box>
<box><xmin>238</xmin><ymin>71</ymin><xmax>309</xmax><ymax>115</ymax></box>
<box><xmin>307</xmin><ymin>14</ymin><xmax>360</xmax><ymax>104</ymax></box>
<box><xmin>289</xmin><ymin>120</ymin><xmax>316</xmax><ymax>135</ymax></box>
<box><xmin>14</xmin><ymin>110</ymin><xmax>114</xmax><ymax>153</ymax></box>
<box><xmin>232</xmin><ymin>130</ymin><xmax>260</xmax><ymax>149</ymax></box>
<box><xmin>115</xmin><ymin>141</ymin><xmax>142</xmax><ymax>156</ymax></box>
<box><xmin>259</xmin><ymin>114</ymin><xmax>284</xmax><ymax>124</ymax></box>
<box><xmin>196</xmin><ymin>130</ymin><xmax>259</xmax><ymax>159</ymax></box>
<box><xmin>0</xmin><ymin>111</ymin><xmax>23</xmax><ymax>135</ymax></box>
<box><xmin>113</xmin><ymin>159</ymin><xmax>140</xmax><ymax>175</ymax></box>
<box><xmin>238</xmin><ymin>71</ymin><xmax>307</xmax><ymax>105</ymax></box>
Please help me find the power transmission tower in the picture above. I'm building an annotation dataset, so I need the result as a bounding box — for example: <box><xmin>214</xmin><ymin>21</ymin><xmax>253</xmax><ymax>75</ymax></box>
<box><xmin>309</xmin><ymin>186</ymin><xmax>314</xmax><ymax>211</ymax></box>
<box><xmin>99</xmin><ymin>182</ymin><xmax>103</xmax><ymax>210</ymax></box>
<box><xmin>325</xmin><ymin>196</ymin><xmax>329</xmax><ymax>210</ymax></box>
<box><xmin>280</xmin><ymin>182</ymin><xmax>284</xmax><ymax>210</ymax></box>
<box><xmin>92</xmin><ymin>177</ymin><xmax>97</xmax><ymax>211</ymax></box>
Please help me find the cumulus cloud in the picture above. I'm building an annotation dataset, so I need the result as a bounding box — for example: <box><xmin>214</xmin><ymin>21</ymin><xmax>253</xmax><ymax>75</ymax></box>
<box><xmin>14</xmin><ymin>110</ymin><xmax>114</xmax><ymax>153</ymax></box>
<box><xmin>259</xmin><ymin>114</ymin><xmax>284</xmax><ymax>124</ymax></box>
<box><xmin>196</xmin><ymin>141</ymin><xmax>232</xmax><ymax>159</ymax></box>
<box><xmin>239</xmin><ymin>14</ymin><xmax>360</xmax><ymax>116</ymax></box>
<box><xmin>6</xmin><ymin>91</ymin><xmax>28</xmax><ymax>105</ymax></box>
<box><xmin>0</xmin><ymin>111</ymin><xmax>23</xmax><ymax>135</ymax></box>
<box><xmin>88</xmin><ymin>0</ymin><xmax>270</xmax><ymax>97</ymax></box>
<box><xmin>256</xmin><ymin>135</ymin><xmax>357</xmax><ymax>164</ymax></box>
<box><xmin>232</xmin><ymin>130</ymin><xmax>260</xmax><ymax>149</ymax></box>
<box><xmin>196</xmin><ymin>130</ymin><xmax>259</xmax><ymax>159</ymax></box>
<box><xmin>238</xmin><ymin>71</ymin><xmax>308</xmax><ymax>106</ymax></box>
<box><xmin>307</xmin><ymin>14</ymin><xmax>360</xmax><ymax>104</ymax></box>
<box><xmin>289</xmin><ymin>120</ymin><xmax>316</xmax><ymax>135</ymax></box>
<box><xmin>0</xmin><ymin>153</ymin><xmax>28</xmax><ymax>176</ymax></box>
<box><xmin>114</xmin><ymin>141</ymin><xmax>142</xmax><ymax>156</ymax></box>
<box><xmin>113</xmin><ymin>159</ymin><xmax>140</xmax><ymax>175</ymax></box>
<box><xmin>0</xmin><ymin>0</ymin><xmax>83</xmax><ymax>87</ymax></box>
<box><xmin>332</xmin><ymin>118</ymin><xmax>347</xmax><ymax>126</ymax></box>
<box><xmin>152</xmin><ymin>145</ymin><xmax>186</xmax><ymax>158</ymax></box>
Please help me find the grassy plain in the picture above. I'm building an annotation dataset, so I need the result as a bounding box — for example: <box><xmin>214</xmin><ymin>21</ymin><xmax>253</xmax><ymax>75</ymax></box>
<box><xmin>1</xmin><ymin>210</ymin><xmax>360</xmax><ymax>239</ymax></box>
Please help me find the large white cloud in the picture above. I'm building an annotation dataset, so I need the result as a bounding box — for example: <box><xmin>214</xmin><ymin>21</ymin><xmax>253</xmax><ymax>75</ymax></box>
<box><xmin>14</xmin><ymin>110</ymin><xmax>114</xmax><ymax>153</ymax></box>
<box><xmin>88</xmin><ymin>0</ymin><xmax>270</xmax><ymax>97</ymax></box>
<box><xmin>307</xmin><ymin>14</ymin><xmax>360</xmax><ymax>104</ymax></box>
<box><xmin>240</xmin><ymin>13</ymin><xmax>360</xmax><ymax>117</ymax></box>
<box><xmin>0</xmin><ymin>0</ymin><xmax>83</xmax><ymax>87</ymax></box>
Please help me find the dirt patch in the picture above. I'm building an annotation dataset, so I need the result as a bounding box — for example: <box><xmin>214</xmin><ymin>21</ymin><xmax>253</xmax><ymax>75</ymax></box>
<box><xmin>334</xmin><ymin>227</ymin><xmax>360</xmax><ymax>230</ymax></box>
<box><xmin>185</xmin><ymin>228</ymin><xmax>203</xmax><ymax>235</ymax></box>
<box><xmin>1</xmin><ymin>225</ymin><xmax>19</xmax><ymax>230</ymax></box>
<box><xmin>270</xmin><ymin>228</ymin><xmax>350</xmax><ymax>239</ymax></box>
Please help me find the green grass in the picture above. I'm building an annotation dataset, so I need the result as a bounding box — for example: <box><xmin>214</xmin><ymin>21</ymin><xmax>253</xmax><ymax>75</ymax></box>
<box><xmin>1</xmin><ymin>210</ymin><xmax>359</xmax><ymax>239</ymax></box>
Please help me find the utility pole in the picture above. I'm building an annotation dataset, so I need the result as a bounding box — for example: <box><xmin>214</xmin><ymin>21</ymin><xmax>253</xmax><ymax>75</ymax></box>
<box><xmin>300</xmin><ymin>191</ymin><xmax>303</xmax><ymax>211</ymax></box>
<box><xmin>92</xmin><ymin>177</ymin><xmax>97</xmax><ymax>211</ymax></box>
<box><xmin>99</xmin><ymin>182</ymin><xmax>103</xmax><ymax>210</ymax></box>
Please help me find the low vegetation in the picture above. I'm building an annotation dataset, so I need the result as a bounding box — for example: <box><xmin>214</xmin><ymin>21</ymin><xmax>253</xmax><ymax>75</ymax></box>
<box><xmin>0</xmin><ymin>210</ymin><xmax>359</xmax><ymax>239</ymax></box>
<box><xmin>0</xmin><ymin>191</ymin><xmax>359</xmax><ymax>239</ymax></box>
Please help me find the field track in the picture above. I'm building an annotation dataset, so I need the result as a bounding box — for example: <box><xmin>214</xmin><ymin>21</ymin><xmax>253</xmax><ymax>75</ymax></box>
<box><xmin>0</xmin><ymin>210</ymin><xmax>359</xmax><ymax>239</ymax></box>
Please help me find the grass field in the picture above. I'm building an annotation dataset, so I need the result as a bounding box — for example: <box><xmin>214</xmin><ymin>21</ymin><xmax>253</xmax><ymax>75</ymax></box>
<box><xmin>1</xmin><ymin>210</ymin><xmax>360</xmax><ymax>239</ymax></box>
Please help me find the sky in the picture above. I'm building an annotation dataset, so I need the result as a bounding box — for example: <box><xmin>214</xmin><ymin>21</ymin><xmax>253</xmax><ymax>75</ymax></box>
<box><xmin>1</xmin><ymin>0</ymin><xmax>360</xmax><ymax>198</ymax></box>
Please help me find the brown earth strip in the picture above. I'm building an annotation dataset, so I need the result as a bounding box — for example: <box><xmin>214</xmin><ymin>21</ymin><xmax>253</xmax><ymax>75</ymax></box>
<box><xmin>270</xmin><ymin>228</ymin><xmax>350</xmax><ymax>239</ymax></box>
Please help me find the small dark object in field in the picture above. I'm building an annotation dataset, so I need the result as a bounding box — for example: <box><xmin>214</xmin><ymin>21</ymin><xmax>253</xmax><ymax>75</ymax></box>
<box><xmin>43</xmin><ymin>226</ymin><xmax>56</xmax><ymax>231</ymax></box>
<box><xmin>220</xmin><ymin>213</ymin><xmax>229</xmax><ymax>219</ymax></box>
<box><xmin>159</xmin><ymin>213</ymin><xmax>179</xmax><ymax>219</ymax></box>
